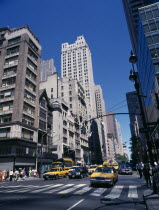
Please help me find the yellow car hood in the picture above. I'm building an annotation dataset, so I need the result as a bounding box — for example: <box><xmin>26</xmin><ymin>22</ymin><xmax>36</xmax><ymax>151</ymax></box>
<box><xmin>90</xmin><ymin>172</ymin><xmax>114</xmax><ymax>178</ymax></box>
<box><xmin>88</xmin><ymin>168</ymin><xmax>96</xmax><ymax>171</ymax></box>
<box><xmin>44</xmin><ymin>171</ymin><xmax>58</xmax><ymax>175</ymax></box>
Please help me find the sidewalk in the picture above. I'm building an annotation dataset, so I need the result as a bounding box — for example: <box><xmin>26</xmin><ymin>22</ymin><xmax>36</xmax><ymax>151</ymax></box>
<box><xmin>0</xmin><ymin>176</ymin><xmax>42</xmax><ymax>184</ymax></box>
<box><xmin>143</xmin><ymin>189</ymin><xmax>159</xmax><ymax>210</ymax></box>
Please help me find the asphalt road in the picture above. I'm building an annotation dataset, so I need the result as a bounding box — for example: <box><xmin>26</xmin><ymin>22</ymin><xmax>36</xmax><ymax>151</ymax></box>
<box><xmin>0</xmin><ymin>173</ymin><xmax>148</xmax><ymax>210</ymax></box>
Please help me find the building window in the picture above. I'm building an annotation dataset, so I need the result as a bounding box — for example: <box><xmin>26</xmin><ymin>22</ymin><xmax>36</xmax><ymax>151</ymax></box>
<box><xmin>61</xmin><ymin>92</ymin><xmax>64</xmax><ymax>97</ymax></box>
<box><xmin>51</xmin><ymin>88</ymin><xmax>53</xmax><ymax>92</ymax></box>
<box><xmin>51</xmin><ymin>94</ymin><xmax>53</xmax><ymax>99</ymax></box>
<box><xmin>0</xmin><ymin>127</ymin><xmax>10</xmax><ymax>138</ymax></box>
<box><xmin>70</xmin><ymin>104</ymin><xmax>72</xmax><ymax>108</ymax></box>
<box><xmin>22</xmin><ymin>114</ymin><xmax>34</xmax><ymax>126</ymax></box>
<box><xmin>22</xmin><ymin>128</ymin><xmax>33</xmax><ymax>140</ymax></box>
<box><xmin>61</xmin><ymin>86</ymin><xmax>64</xmax><ymax>90</ymax></box>
<box><xmin>8</xmin><ymin>36</ymin><xmax>21</xmax><ymax>45</ymax></box>
<box><xmin>63</xmin><ymin>120</ymin><xmax>67</xmax><ymax>126</ymax></box>
<box><xmin>69</xmin><ymin>91</ymin><xmax>72</xmax><ymax>95</ymax></box>
<box><xmin>7</xmin><ymin>46</ymin><xmax>20</xmax><ymax>56</ymax></box>
<box><xmin>29</xmin><ymin>39</ymin><xmax>38</xmax><ymax>52</ymax></box>
<box><xmin>39</xmin><ymin>109</ymin><xmax>46</xmax><ymax>119</ymax></box>
<box><xmin>69</xmin><ymin>97</ymin><xmax>72</xmax><ymax>102</ymax></box>
<box><xmin>0</xmin><ymin>114</ymin><xmax>12</xmax><ymax>124</ymax></box>
<box><xmin>39</xmin><ymin>120</ymin><xmax>46</xmax><ymax>130</ymax></box>
<box><xmin>146</xmin><ymin>11</ymin><xmax>153</xmax><ymax>20</ymax></box>
<box><xmin>63</xmin><ymin>128</ymin><xmax>67</xmax><ymax>135</ymax></box>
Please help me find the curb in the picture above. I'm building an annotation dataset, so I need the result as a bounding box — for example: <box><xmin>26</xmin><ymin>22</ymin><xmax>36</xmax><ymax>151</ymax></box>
<box><xmin>143</xmin><ymin>189</ymin><xmax>159</xmax><ymax>210</ymax></box>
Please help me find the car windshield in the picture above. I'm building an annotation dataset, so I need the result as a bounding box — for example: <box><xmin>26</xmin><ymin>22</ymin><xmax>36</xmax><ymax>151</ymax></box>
<box><xmin>50</xmin><ymin>169</ymin><xmax>59</xmax><ymax>172</ymax></box>
<box><xmin>90</xmin><ymin>166</ymin><xmax>96</xmax><ymax>169</ymax></box>
<box><xmin>70</xmin><ymin>167</ymin><xmax>81</xmax><ymax>171</ymax></box>
<box><xmin>95</xmin><ymin>167</ymin><xmax>113</xmax><ymax>173</ymax></box>
<box><xmin>52</xmin><ymin>162</ymin><xmax>63</xmax><ymax>167</ymax></box>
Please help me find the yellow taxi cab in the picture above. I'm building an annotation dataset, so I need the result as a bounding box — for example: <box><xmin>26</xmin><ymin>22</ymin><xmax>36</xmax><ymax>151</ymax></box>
<box><xmin>88</xmin><ymin>165</ymin><xmax>97</xmax><ymax>175</ymax></box>
<box><xmin>90</xmin><ymin>166</ymin><xmax>118</xmax><ymax>186</ymax></box>
<box><xmin>43</xmin><ymin>167</ymin><xmax>68</xmax><ymax>180</ymax></box>
<box><xmin>109</xmin><ymin>163</ymin><xmax>119</xmax><ymax>171</ymax></box>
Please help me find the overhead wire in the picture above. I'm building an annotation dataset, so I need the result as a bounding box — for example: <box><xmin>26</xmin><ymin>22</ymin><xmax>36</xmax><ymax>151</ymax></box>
<box><xmin>106</xmin><ymin>99</ymin><xmax>127</xmax><ymax>112</ymax></box>
<box><xmin>108</xmin><ymin>104</ymin><xmax>128</xmax><ymax>112</ymax></box>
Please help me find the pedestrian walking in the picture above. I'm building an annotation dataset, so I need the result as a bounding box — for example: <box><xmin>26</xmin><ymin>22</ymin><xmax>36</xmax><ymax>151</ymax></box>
<box><xmin>5</xmin><ymin>169</ymin><xmax>9</xmax><ymax>181</ymax></box>
<box><xmin>0</xmin><ymin>170</ymin><xmax>2</xmax><ymax>182</ymax></box>
<box><xmin>14</xmin><ymin>169</ymin><xmax>19</xmax><ymax>181</ymax></box>
<box><xmin>143</xmin><ymin>163</ymin><xmax>151</xmax><ymax>186</ymax></box>
<box><xmin>9</xmin><ymin>170</ymin><xmax>13</xmax><ymax>181</ymax></box>
<box><xmin>136</xmin><ymin>162</ymin><xmax>143</xmax><ymax>178</ymax></box>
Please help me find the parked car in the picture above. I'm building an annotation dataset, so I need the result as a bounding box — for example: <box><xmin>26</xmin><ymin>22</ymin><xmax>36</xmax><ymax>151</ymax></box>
<box><xmin>68</xmin><ymin>166</ymin><xmax>88</xmax><ymax>179</ymax></box>
<box><xmin>90</xmin><ymin>166</ymin><xmax>118</xmax><ymax>187</ymax></box>
<box><xmin>88</xmin><ymin>165</ymin><xmax>97</xmax><ymax>175</ymax></box>
<box><xmin>119</xmin><ymin>166</ymin><xmax>133</xmax><ymax>175</ymax></box>
<box><xmin>43</xmin><ymin>167</ymin><xmax>68</xmax><ymax>180</ymax></box>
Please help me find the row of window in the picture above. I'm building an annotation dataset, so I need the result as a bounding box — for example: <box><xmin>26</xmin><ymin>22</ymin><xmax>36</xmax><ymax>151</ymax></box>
<box><xmin>140</xmin><ymin>7</ymin><xmax>159</xmax><ymax>22</ymax></box>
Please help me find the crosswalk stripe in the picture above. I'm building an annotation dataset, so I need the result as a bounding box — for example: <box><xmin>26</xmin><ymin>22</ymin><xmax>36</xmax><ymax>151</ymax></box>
<box><xmin>2</xmin><ymin>184</ymin><xmax>51</xmax><ymax>193</ymax></box>
<box><xmin>4</xmin><ymin>185</ymin><xmax>41</xmax><ymax>193</ymax></box>
<box><xmin>128</xmin><ymin>186</ymin><xmax>138</xmax><ymax>198</ymax></box>
<box><xmin>104</xmin><ymin>185</ymin><xmax>123</xmax><ymax>199</ymax></box>
<box><xmin>45</xmin><ymin>184</ymin><xmax>74</xmax><ymax>194</ymax></box>
<box><xmin>74</xmin><ymin>187</ymin><xmax>92</xmax><ymax>195</ymax></box>
<box><xmin>90</xmin><ymin>188</ymin><xmax>107</xmax><ymax>196</ymax></box>
<box><xmin>30</xmin><ymin>185</ymin><xmax>59</xmax><ymax>193</ymax></box>
<box><xmin>12</xmin><ymin>184</ymin><xmax>63</xmax><ymax>193</ymax></box>
<box><xmin>58</xmin><ymin>184</ymin><xmax>86</xmax><ymax>194</ymax></box>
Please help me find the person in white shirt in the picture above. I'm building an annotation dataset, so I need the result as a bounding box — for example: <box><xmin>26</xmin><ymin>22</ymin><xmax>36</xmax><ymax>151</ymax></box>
<box><xmin>9</xmin><ymin>170</ymin><xmax>13</xmax><ymax>181</ymax></box>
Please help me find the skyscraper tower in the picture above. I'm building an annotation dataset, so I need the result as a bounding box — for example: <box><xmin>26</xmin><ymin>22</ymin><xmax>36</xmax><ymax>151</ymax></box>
<box><xmin>0</xmin><ymin>25</ymin><xmax>41</xmax><ymax>170</ymax></box>
<box><xmin>122</xmin><ymin>0</ymin><xmax>158</xmax><ymax>55</ymax></box>
<box><xmin>40</xmin><ymin>59</ymin><xmax>56</xmax><ymax>82</ymax></box>
<box><xmin>61</xmin><ymin>36</ymin><xmax>96</xmax><ymax>118</ymax></box>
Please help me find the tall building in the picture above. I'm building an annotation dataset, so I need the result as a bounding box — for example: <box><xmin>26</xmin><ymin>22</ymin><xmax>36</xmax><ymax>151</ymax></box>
<box><xmin>137</xmin><ymin>2</ymin><xmax>159</xmax><ymax>122</ymax></box>
<box><xmin>106</xmin><ymin>112</ymin><xmax>123</xmax><ymax>155</ymax></box>
<box><xmin>94</xmin><ymin>85</ymin><xmax>106</xmax><ymax>117</ymax></box>
<box><xmin>40</xmin><ymin>73</ymin><xmax>90</xmax><ymax>164</ymax></box>
<box><xmin>61</xmin><ymin>36</ymin><xmax>96</xmax><ymax>118</ymax></box>
<box><xmin>0</xmin><ymin>26</ymin><xmax>41</xmax><ymax>170</ymax></box>
<box><xmin>115</xmin><ymin>120</ymin><xmax>124</xmax><ymax>155</ymax></box>
<box><xmin>122</xmin><ymin>0</ymin><xmax>158</xmax><ymax>55</ymax></box>
<box><xmin>94</xmin><ymin>85</ymin><xmax>108</xmax><ymax>159</ymax></box>
<box><xmin>40</xmin><ymin>59</ymin><xmax>56</xmax><ymax>82</ymax></box>
<box><xmin>126</xmin><ymin>91</ymin><xmax>143</xmax><ymax>136</ymax></box>
<box><xmin>107</xmin><ymin>133</ymin><xmax>115</xmax><ymax>162</ymax></box>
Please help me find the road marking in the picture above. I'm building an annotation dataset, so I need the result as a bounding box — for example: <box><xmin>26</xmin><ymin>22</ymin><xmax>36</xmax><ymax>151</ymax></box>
<box><xmin>5</xmin><ymin>185</ymin><xmax>40</xmax><ymax>193</ymax></box>
<box><xmin>128</xmin><ymin>186</ymin><xmax>138</xmax><ymax>198</ymax></box>
<box><xmin>104</xmin><ymin>185</ymin><xmax>123</xmax><ymax>199</ymax></box>
<box><xmin>67</xmin><ymin>199</ymin><xmax>84</xmax><ymax>210</ymax></box>
<box><xmin>45</xmin><ymin>184</ymin><xmax>74</xmax><ymax>194</ymax></box>
<box><xmin>30</xmin><ymin>185</ymin><xmax>60</xmax><ymax>193</ymax></box>
<box><xmin>90</xmin><ymin>188</ymin><xmax>107</xmax><ymax>196</ymax></box>
<box><xmin>58</xmin><ymin>184</ymin><xmax>86</xmax><ymax>194</ymax></box>
<box><xmin>74</xmin><ymin>187</ymin><xmax>92</xmax><ymax>195</ymax></box>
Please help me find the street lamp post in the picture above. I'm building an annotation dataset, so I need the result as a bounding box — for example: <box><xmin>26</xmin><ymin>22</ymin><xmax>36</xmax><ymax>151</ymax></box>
<box><xmin>129</xmin><ymin>50</ymin><xmax>154</xmax><ymax>166</ymax></box>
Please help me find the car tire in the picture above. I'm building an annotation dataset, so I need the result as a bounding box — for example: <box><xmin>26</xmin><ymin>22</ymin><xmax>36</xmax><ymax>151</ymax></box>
<box><xmin>55</xmin><ymin>175</ymin><xmax>59</xmax><ymax>179</ymax></box>
<box><xmin>112</xmin><ymin>179</ymin><xmax>115</xmax><ymax>186</ymax></box>
<box><xmin>44</xmin><ymin>178</ymin><xmax>48</xmax><ymax>180</ymax></box>
<box><xmin>90</xmin><ymin>183</ymin><xmax>94</xmax><ymax>187</ymax></box>
<box><xmin>69</xmin><ymin>176</ymin><xmax>72</xmax><ymax>179</ymax></box>
<box><xmin>80</xmin><ymin>174</ymin><xmax>83</xmax><ymax>179</ymax></box>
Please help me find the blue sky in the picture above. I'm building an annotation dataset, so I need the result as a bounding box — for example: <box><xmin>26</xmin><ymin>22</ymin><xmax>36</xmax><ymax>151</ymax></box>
<box><xmin>0</xmin><ymin>0</ymin><xmax>134</xmax><ymax>157</ymax></box>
